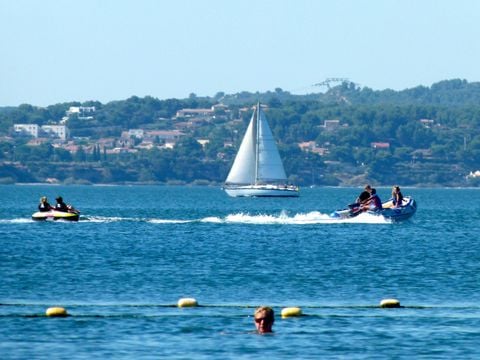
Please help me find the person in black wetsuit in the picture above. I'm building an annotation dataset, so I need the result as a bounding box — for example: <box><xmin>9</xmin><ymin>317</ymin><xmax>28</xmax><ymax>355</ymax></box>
<box><xmin>55</xmin><ymin>196</ymin><xmax>69</xmax><ymax>212</ymax></box>
<box><xmin>349</xmin><ymin>184</ymin><xmax>372</xmax><ymax>210</ymax></box>
<box><xmin>362</xmin><ymin>188</ymin><xmax>383</xmax><ymax>212</ymax></box>
<box><xmin>356</xmin><ymin>184</ymin><xmax>372</xmax><ymax>204</ymax></box>
<box><xmin>38</xmin><ymin>196</ymin><xmax>53</xmax><ymax>212</ymax></box>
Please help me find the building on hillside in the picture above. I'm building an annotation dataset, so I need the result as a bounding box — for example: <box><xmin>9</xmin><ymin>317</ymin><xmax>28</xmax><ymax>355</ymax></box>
<box><xmin>173</xmin><ymin>121</ymin><xmax>193</xmax><ymax>131</ymax></box>
<box><xmin>412</xmin><ymin>149</ymin><xmax>433</xmax><ymax>160</ymax></box>
<box><xmin>298</xmin><ymin>141</ymin><xmax>316</xmax><ymax>151</ymax></box>
<box><xmin>175</xmin><ymin>108</ymin><xmax>214</xmax><ymax>118</ymax></box>
<box><xmin>371</xmin><ymin>142</ymin><xmax>390</xmax><ymax>149</ymax></box>
<box><xmin>237</xmin><ymin>104</ymin><xmax>269</xmax><ymax>117</ymax></box>
<box><xmin>298</xmin><ymin>141</ymin><xmax>329</xmax><ymax>155</ymax></box>
<box><xmin>56</xmin><ymin>143</ymin><xmax>80</xmax><ymax>154</ymax></box>
<box><xmin>41</xmin><ymin>125</ymin><xmax>69</xmax><ymax>140</ymax></box>
<box><xmin>13</xmin><ymin>124</ymin><xmax>39</xmax><ymax>138</ymax></box>
<box><xmin>96</xmin><ymin>137</ymin><xmax>117</xmax><ymax>149</ymax></box>
<box><xmin>117</xmin><ymin>137</ymin><xmax>135</xmax><ymax>148</ymax></box>
<box><xmin>212</xmin><ymin>104</ymin><xmax>229</xmax><ymax>112</ymax></box>
<box><xmin>322</xmin><ymin>120</ymin><xmax>341</xmax><ymax>131</ymax></box>
<box><xmin>120</xmin><ymin>130</ymin><xmax>185</xmax><ymax>148</ymax></box>
<box><xmin>66</xmin><ymin>106</ymin><xmax>96</xmax><ymax>119</ymax></box>
<box><xmin>419</xmin><ymin>119</ymin><xmax>435</xmax><ymax>128</ymax></box>
<box><xmin>144</xmin><ymin>130</ymin><xmax>185</xmax><ymax>141</ymax></box>
<box><xmin>107</xmin><ymin>147</ymin><xmax>138</xmax><ymax>155</ymax></box>
<box><xmin>14</xmin><ymin>124</ymin><xmax>69</xmax><ymax>140</ymax></box>
<box><xmin>127</xmin><ymin>129</ymin><xmax>144</xmax><ymax>138</ymax></box>
<box><xmin>197</xmin><ymin>139</ymin><xmax>210</xmax><ymax>147</ymax></box>
<box><xmin>161</xmin><ymin>142</ymin><xmax>175</xmax><ymax>149</ymax></box>
<box><xmin>238</xmin><ymin>106</ymin><xmax>250</xmax><ymax>116</ymax></box>
<box><xmin>136</xmin><ymin>141</ymin><xmax>155</xmax><ymax>150</ymax></box>
<box><xmin>175</xmin><ymin>104</ymin><xmax>231</xmax><ymax>121</ymax></box>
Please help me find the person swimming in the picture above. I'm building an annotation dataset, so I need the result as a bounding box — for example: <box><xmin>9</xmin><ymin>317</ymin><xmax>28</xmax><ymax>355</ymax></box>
<box><xmin>253</xmin><ymin>306</ymin><xmax>274</xmax><ymax>334</ymax></box>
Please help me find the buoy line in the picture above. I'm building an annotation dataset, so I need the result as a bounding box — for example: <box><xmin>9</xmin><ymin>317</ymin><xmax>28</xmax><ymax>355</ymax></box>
<box><xmin>1</xmin><ymin>303</ymin><xmax>420</xmax><ymax>309</ymax></box>
<box><xmin>1</xmin><ymin>298</ymin><xmax>416</xmax><ymax>316</ymax></box>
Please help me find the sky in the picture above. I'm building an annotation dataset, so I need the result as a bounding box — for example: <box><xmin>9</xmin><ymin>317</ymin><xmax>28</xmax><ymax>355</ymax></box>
<box><xmin>1</xmin><ymin>0</ymin><xmax>480</xmax><ymax>106</ymax></box>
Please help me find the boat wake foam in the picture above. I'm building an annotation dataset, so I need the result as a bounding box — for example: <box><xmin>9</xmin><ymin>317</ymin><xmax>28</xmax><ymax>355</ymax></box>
<box><xmin>220</xmin><ymin>211</ymin><xmax>391</xmax><ymax>225</ymax></box>
<box><xmin>98</xmin><ymin>211</ymin><xmax>391</xmax><ymax>225</ymax></box>
<box><xmin>0</xmin><ymin>218</ymin><xmax>35</xmax><ymax>223</ymax></box>
<box><xmin>149</xmin><ymin>219</ymin><xmax>194</xmax><ymax>224</ymax></box>
<box><xmin>4</xmin><ymin>212</ymin><xmax>391</xmax><ymax>225</ymax></box>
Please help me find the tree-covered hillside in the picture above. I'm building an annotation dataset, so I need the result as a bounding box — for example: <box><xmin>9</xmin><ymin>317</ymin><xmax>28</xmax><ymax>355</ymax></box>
<box><xmin>1</xmin><ymin>79</ymin><xmax>480</xmax><ymax>186</ymax></box>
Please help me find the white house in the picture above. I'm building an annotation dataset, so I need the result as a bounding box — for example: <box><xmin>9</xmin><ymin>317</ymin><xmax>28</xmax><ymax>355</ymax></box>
<box><xmin>127</xmin><ymin>129</ymin><xmax>145</xmax><ymax>139</ymax></box>
<box><xmin>13</xmin><ymin>124</ymin><xmax>39</xmax><ymax>137</ymax></box>
<box><xmin>41</xmin><ymin>125</ymin><xmax>69</xmax><ymax>140</ymax></box>
<box><xmin>66</xmin><ymin>106</ymin><xmax>96</xmax><ymax>120</ymax></box>
<box><xmin>145</xmin><ymin>130</ymin><xmax>185</xmax><ymax>141</ymax></box>
<box><xmin>322</xmin><ymin>120</ymin><xmax>341</xmax><ymax>131</ymax></box>
<box><xmin>175</xmin><ymin>108</ymin><xmax>214</xmax><ymax>118</ymax></box>
<box><xmin>67</xmin><ymin>106</ymin><xmax>96</xmax><ymax>115</ymax></box>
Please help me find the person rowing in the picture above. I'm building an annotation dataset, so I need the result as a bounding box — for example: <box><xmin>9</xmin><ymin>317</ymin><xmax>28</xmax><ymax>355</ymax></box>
<box><xmin>54</xmin><ymin>196</ymin><xmax>79</xmax><ymax>214</ymax></box>
<box><xmin>361</xmin><ymin>188</ymin><xmax>382</xmax><ymax>212</ymax></box>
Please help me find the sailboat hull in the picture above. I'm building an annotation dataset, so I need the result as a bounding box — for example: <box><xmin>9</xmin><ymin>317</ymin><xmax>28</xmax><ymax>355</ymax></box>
<box><xmin>224</xmin><ymin>185</ymin><xmax>299</xmax><ymax>197</ymax></box>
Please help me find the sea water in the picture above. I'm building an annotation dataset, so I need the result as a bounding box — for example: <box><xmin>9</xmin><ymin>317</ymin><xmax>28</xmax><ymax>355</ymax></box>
<box><xmin>1</xmin><ymin>185</ymin><xmax>479</xmax><ymax>359</ymax></box>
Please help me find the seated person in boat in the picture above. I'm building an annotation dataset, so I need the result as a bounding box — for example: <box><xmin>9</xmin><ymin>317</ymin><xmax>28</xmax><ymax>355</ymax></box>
<box><xmin>38</xmin><ymin>196</ymin><xmax>53</xmax><ymax>212</ymax></box>
<box><xmin>362</xmin><ymin>188</ymin><xmax>382</xmax><ymax>212</ymax></box>
<box><xmin>349</xmin><ymin>184</ymin><xmax>372</xmax><ymax>209</ymax></box>
<box><xmin>55</xmin><ymin>196</ymin><xmax>69</xmax><ymax>212</ymax></box>
<box><xmin>392</xmin><ymin>185</ymin><xmax>404</xmax><ymax>207</ymax></box>
<box><xmin>254</xmin><ymin>306</ymin><xmax>274</xmax><ymax>334</ymax></box>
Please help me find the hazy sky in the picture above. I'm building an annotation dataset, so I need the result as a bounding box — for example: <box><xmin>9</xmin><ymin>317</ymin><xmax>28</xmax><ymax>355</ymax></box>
<box><xmin>1</xmin><ymin>0</ymin><xmax>479</xmax><ymax>106</ymax></box>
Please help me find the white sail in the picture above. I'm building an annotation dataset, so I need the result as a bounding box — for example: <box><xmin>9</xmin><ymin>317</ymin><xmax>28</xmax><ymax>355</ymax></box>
<box><xmin>225</xmin><ymin>110</ymin><xmax>257</xmax><ymax>185</ymax></box>
<box><xmin>256</xmin><ymin>108</ymin><xmax>287</xmax><ymax>183</ymax></box>
<box><xmin>226</xmin><ymin>104</ymin><xmax>287</xmax><ymax>185</ymax></box>
<box><xmin>224</xmin><ymin>103</ymin><xmax>298</xmax><ymax>197</ymax></box>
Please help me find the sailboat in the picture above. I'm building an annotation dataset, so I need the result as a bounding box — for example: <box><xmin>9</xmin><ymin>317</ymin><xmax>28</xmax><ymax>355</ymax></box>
<box><xmin>224</xmin><ymin>103</ymin><xmax>299</xmax><ymax>197</ymax></box>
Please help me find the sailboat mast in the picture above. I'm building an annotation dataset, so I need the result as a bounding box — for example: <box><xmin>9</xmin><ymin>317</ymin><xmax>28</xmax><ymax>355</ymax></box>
<box><xmin>254</xmin><ymin>102</ymin><xmax>260</xmax><ymax>185</ymax></box>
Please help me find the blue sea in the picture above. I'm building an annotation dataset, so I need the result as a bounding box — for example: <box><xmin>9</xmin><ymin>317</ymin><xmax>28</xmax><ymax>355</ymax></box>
<box><xmin>1</xmin><ymin>185</ymin><xmax>479</xmax><ymax>359</ymax></box>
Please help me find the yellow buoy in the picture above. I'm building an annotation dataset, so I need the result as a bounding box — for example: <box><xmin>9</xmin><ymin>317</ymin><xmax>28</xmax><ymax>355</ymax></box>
<box><xmin>380</xmin><ymin>298</ymin><xmax>401</xmax><ymax>308</ymax></box>
<box><xmin>281</xmin><ymin>307</ymin><xmax>302</xmax><ymax>318</ymax></box>
<box><xmin>177</xmin><ymin>298</ymin><xmax>198</xmax><ymax>307</ymax></box>
<box><xmin>45</xmin><ymin>307</ymin><xmax>68</xmax><ymax>317</ymax></box>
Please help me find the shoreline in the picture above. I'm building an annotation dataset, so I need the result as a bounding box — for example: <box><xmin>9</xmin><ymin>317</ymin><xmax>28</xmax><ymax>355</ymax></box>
<box><xmin>6</xmin><ymin>182</ymin><xmax>480</xmax><ymax>189</ymax></box>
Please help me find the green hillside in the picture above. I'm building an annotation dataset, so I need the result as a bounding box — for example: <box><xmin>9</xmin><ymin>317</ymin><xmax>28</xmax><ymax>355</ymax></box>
<box><xmin>1</xmin><ymin>79</ymin><xmax>480</xmax><ymax>186</ymax></box>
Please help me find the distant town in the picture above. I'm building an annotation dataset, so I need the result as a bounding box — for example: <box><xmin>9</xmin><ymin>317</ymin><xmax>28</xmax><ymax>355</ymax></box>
<box><xmin>11</xmin><ymin>101</ymin><xmax>431</xmax><ymax>160</ymax></box>
<box><xmin>11</xmin><ymin>104</ymin><xmax>343</xmax><ymax>158</ymax></box>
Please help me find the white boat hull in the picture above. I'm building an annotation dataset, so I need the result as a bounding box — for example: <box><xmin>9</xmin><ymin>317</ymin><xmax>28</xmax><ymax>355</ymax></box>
<box><xmin>224</xmin><ymin>185</ymin><xmax>299</xmax><ymax>197</ymax></box>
